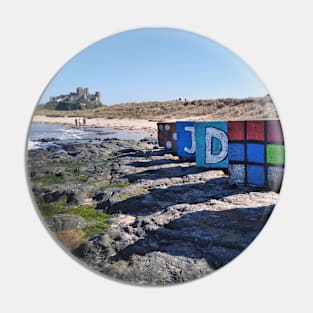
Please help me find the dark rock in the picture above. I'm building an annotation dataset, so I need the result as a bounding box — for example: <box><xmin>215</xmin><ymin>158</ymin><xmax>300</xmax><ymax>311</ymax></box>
<box><xmin>72</xmin><ymin>241</ymin><xmax>96</xmax><ymax>259</ymax></box>
<box><xmin>55</xmin><ymin>170</ymin><xmax>64</xmax><ymax>177</ymax></box>
<box><xmin>30</xmin><ymin>170</ymin><xmax>36</xmax><ymax>178</ymax></box>
<box><xmin>66</xmin><ymin>191</ymin><xmax>79</xmax><ymax>205</ymax></box>
<box><xmin>68</xmin><ymin>151</ymin><xmax>80</xmax><ymax>156</ymax></box>
<box><xmin>43</xmin><ymin>191</ymin><xmax>65</xmax><ymax>203</ymax></box>
<box><xmin>119</xmin><ymin>148</ymin><xmax>138</xmax><ymax>154</ymax></box>
<box><xmin>93</xmin><ymin>192</ymin><xmax>106</xmax><ymax>202</ymax></box>
<box><xmin>96</xmin><ymin>199</ymin><xmax>111</xmax><ymax>213</ymax></box>
<box><xmin>46</xmin><ymin>144</ymin><xmax>61</xmax><ymax>152</ymax></box>
<box><xmin>54</xmin><ymin>149</ymin><xmax>68</xmax><ymax>155</ymax></box>
<box><xmin>120</xmin><ymin>245</ymin><xmax>148</xmax><ymax>259</ymax></box>
<box><xmin>207</xmin><ymin>246</ymin><xmax>241</xmax><ymax>268</ymax></box>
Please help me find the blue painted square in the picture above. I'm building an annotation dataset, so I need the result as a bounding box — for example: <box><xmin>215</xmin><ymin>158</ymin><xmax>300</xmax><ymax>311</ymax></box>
<box><xmin>195</xmin><ymin>121</ymin><xmax>228</xmax><ymax>168</ymax></box>
<box><xmin>247</xmin><ymin>165</ymin><xmax>265</xmax><ymax>186</ymax></box>
<box><xmin>247</xmin><ymin>143</ymin><xmax>264</xmax><ymax>163</ymax></box>
<box><xmin>228</xmin><ymin>143</ymin><xmax>245</xmax><ymax>161</ymax></box>
<box><xmin>176</xmin><ymin>121</ymin><xmax>196</xmax><ymax>159</ymax></box>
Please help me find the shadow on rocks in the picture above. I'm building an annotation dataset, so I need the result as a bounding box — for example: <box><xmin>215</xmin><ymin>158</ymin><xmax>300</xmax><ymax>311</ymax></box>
<box><xmin>122</xmin><ymin>165</ymin><xmax>208</xmax><ymax>182</ymax></box>
<box><xmin>126</xmin><ymin>158</ymin><xmax>184</xmax><ymax>168</ymax></box>
<box><xmin>113</xmin><ymin>149</ymin><xmax>166</xmax><ymax>160</ymax></box>
<box><xmin>109</xmin><ymin>205</ymin><xmax>274</xmax><ymax>269</ymax></box>
<box><xmin>109</xmin><ymin>177</ymin><xmax>267</xmax><ymax>216</ymax></box>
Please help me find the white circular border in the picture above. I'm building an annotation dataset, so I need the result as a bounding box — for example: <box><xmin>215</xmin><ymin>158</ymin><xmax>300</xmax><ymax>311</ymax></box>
<box><xmin>1</xmin><ymin>1</ymin><xmax>312</xmax><ymax>312</ymax></box>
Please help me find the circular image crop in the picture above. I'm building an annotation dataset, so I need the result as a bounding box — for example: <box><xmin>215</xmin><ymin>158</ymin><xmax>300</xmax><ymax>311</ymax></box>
<box><xmin>26</xmin><ymin>28</ymin><xmax>284</xmax><ymax>286</ymax></box>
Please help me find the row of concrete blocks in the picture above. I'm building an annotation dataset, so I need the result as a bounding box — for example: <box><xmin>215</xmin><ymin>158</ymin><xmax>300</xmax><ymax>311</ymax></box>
<box><xmin>157</xmin><ymin>120</ymin><xmax>285</xmax><ymax>192</ymax></box>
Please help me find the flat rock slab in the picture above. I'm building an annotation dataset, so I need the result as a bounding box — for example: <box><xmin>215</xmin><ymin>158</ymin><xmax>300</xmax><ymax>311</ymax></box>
<box><xmin>46</xmin><ymin>214</ymin><xmax>86</xmax><ymax>232</ymax></box>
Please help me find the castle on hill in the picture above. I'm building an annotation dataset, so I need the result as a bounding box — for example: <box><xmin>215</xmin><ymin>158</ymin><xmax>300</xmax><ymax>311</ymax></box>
<box><xmin>45</xmin><ymin>87</ymin><xmax>102</xmax><ymax>110</ymax></box>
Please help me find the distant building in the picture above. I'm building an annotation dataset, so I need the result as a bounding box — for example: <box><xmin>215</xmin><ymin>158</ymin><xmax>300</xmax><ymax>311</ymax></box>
<box><xmin>49</xmin><ymin>87</ymin><xmax>101</xmax><ymax>104</ymax></box>
<box><xmin>47</xmin><ymin>87</ymin><xmax>102</xmax><ymax>110</ymax></box>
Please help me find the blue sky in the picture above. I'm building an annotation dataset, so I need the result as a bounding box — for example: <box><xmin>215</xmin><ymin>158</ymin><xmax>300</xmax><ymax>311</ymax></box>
<box><xmin>39</xmin><ymin>28</ymin><xmax>268</xmax><ymax>105</ymax></box>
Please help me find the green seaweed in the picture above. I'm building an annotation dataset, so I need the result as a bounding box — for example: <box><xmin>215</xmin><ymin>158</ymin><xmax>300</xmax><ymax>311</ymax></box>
<box><xmin>55</xmin><ymin>161</ymin><xmax>88</xmax><ymax>168</ymax></box>
<box><xmin>39</xmin><ymin>202</ymin><xmax>111</xmax><ymax>238</ymax></box>
<box><xmin>75</xmin><ymin>175</ymin><xmax>89</xmax><ymax>183</ymax></box>
<box><xmin>82</xmin><ymin>224</ymin><xmax>109</xmax><ymax>238</ymax></box>
<box><xmin>118</xmin><ymin>193</ymin><xmax>134</xmax><ymax>201</ymax></box>
<box><xmin>31</xmin><ymin>175</ymin><xmax>64</xmax><ymax>185</ymax></box>
<box><xmin>105</xmin><ymin>182</ymin><xmax>131</xmax><ymax>188</ymax></box>
<box><xmin>101</xmin><ymin>152</ymin><xmax>116</xmax><ymax>160</ymax></box>
<box><xmin>38</xmin><ymin>201</ymin><xmax>68</xmax><ymax>216</ymax></box>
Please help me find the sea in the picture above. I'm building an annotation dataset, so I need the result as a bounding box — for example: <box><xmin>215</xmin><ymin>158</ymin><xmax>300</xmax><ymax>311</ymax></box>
<box><xmin>28</xmin><ymin>123</ymin><xmax>151</xmax><ymax>150</ymax></box>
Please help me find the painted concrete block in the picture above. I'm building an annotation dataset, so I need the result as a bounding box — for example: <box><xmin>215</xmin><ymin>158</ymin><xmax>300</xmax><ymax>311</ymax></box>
<box><xmin>157</xmin><ymin>119</ymin><xmax>285</xmax><ymax>191</ymax></box>
<box><xmin>228</xmin><ymin>121</ymin><xmax>245</xmax><ymax>141</ymax></box>
<box><xmin>247</xmin><ymin>120</ymin><xmax>265</xmax><ymax>141</ymax></box>
<box><xmin>267</xmin><ymin>166</ymin><xmax>284</xmax><ymax>192</ymax></box>
<box><xmin>195</xmin><ymin>121</ymin><xmax>228</xmax><ymax>168</ymax></box>
<box><xmin>228</xmin><ymin>143</ymin><xmax>245</xmax><ymax>161</ymax></box>
<box><xmin>229</xmin><ymin>164</ymin><xmax>245</xmax><ymax>184</ymax></box>
<box><xmin>157</xmin><ymin>122</ymin><xmax>177</xmax><ymax>153</ymax></box>
<box><xmin>267</xmin><ymin>120</ymin><xmax>284</xmax><ymax>143</ymax></box>
<box><xmin>247</xmin><ymin>164</ymin><xmax>265</xmax><ymax>186</ymax></box>
<box><xmin>176</xmin><ymin>121</ymin><xmax>196</xmax><ymax>159</ymax></box>
<box><xmin>228</xmin><ymin>119</ymin><xmax>285</xmax><ymax>191</ymax></box>
<box><xmin>247</xmin><ymin>143</ymin><xmax>265</xmax><ymax>163</ymax></box>
<box><xmin>157</xmin><ymin>123</ymin><xmax>166</xmax><ymax>147</ymax></box>
<box><xmin>266</xmin><ymin>144</ymin><xmax>285</xmax><ymax>164</ymax></box>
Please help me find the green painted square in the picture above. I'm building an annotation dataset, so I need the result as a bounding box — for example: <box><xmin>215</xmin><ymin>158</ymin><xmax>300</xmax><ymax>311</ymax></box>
<box><xmin>266</xmin><ymin>144</ymin><xmax>285</xmax><ymax>164</ymax></box>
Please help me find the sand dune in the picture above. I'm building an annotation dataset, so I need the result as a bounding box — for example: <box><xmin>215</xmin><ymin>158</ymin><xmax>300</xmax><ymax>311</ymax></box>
<box><xmin>33</xmin><ymin>95</ymin><xmax>279</xmax><ymax>136</ymax></box>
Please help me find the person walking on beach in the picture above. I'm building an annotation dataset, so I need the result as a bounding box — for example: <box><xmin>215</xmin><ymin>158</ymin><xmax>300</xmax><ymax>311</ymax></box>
<box><xmin>83</xmin><ymin>118</ymin><xmax>86</xmax><ymax>126</ymax></box>
<box><xmin>75</xmin><ymin>118</ymin><xmax>78</xmax><ymax>126</ymax></box>
<box><xmin>78</xmin><ymin>118</ymin><xmax>81</xmax><ymax>126</ymax></box>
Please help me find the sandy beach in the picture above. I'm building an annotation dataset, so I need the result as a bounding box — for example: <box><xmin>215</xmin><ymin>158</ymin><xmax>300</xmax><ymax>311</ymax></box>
<box><xmin>32</xmin><ymin>115</ymin><xmax>157</xmax><ymax>136</ymax></box>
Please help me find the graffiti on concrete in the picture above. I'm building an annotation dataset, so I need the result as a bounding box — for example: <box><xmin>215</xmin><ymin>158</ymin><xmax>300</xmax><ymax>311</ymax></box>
<box><xmin>157</xmin><ymin>119</ymin><xmax>284</xmax><ymax>191</ymax></box>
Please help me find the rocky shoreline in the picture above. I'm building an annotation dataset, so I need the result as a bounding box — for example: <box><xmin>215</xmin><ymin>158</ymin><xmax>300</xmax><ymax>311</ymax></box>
<box><xmin>28</xmin><ymin>136</ymin><xmax>278</xmax><ymax>285</ymax></box>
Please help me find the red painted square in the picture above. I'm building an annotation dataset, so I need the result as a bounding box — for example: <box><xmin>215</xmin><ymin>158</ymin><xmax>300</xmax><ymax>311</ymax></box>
<box><xmin>228</xmin><ymin>121</ymin><xmax>245</xmax><ymax>141</ymax></box>
<box><xmin>247</xmin><ymin>121</ymin><xmax>265</xmax><ymax>141</ymax></box>
<box><xmin>267</xmin><ymin>120</ymin><xmax>284</xmax><ymax>143</ymax></box>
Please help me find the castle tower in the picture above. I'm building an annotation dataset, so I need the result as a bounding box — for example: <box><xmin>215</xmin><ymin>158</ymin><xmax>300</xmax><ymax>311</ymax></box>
<box><xmin>77</xmin><ymin>87</ymin><xmax>84</xmax><ymax>96</ymax></box>
<box><xmin>95</xmin><ymin>91</ymin><xmax>101</xmax><ymax>103</ymax></box>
